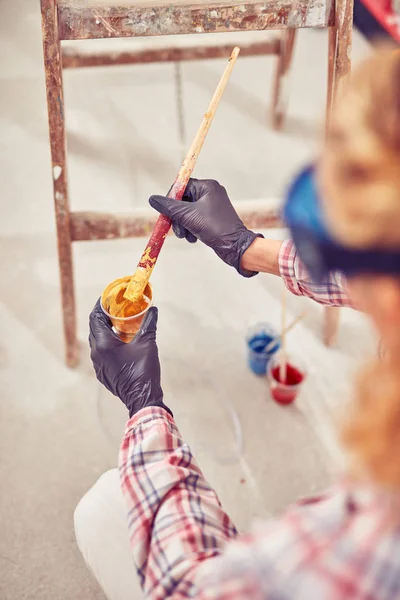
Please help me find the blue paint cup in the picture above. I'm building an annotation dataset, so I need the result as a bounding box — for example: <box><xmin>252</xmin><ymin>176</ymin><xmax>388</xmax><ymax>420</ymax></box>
<box><xmin>246</xmin><ymin>323</ymin><xmax>280</xmax><ymax>376</ymax></box>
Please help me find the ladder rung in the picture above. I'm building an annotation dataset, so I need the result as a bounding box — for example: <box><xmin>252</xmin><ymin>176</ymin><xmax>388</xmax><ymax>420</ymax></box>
<box><xmin>62</xmin><ymin>40</ymin><xmax>280</xmax><ymax>68</ymax></box>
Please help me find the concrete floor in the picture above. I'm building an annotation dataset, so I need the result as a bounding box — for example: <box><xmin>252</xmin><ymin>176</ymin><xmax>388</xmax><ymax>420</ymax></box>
<box><xmin>0</xmin><ymin>2</ymin><xmax>375</xmax><ymax>599</ymax></box>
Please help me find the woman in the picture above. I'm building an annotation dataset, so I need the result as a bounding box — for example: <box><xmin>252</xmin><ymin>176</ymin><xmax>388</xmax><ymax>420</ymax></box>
<box><xmin>86</xmin><ymin>49</ymin><xmax>400</xmax><ymax>598</ymax></box>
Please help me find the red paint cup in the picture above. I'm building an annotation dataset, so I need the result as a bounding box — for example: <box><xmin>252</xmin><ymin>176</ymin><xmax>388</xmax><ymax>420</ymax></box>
<box><xmin>268</xmin><ymin>354</ymin><xmax>306</xmax><ymax>405</ymax></box>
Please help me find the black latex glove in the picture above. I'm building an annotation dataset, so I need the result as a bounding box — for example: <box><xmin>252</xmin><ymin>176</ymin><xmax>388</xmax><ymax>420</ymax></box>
<box><xmin>149</xmin><ymin>179</ymin><xmax>263</xmax><ymax>277</ymax></box>
<box><xmin>89</xmin><ymin>300</ymin><xmax>171</xmax><ymax>419</ymax></box>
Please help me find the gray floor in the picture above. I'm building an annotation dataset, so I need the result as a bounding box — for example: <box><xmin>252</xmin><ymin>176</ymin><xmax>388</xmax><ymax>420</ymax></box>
<box><xmin>0</xmin><ymin>2</ymin><xmax>375</xmax><ymax>599</ymax></box>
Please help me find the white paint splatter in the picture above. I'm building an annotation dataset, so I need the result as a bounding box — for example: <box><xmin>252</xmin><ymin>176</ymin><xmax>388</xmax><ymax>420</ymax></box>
<box><xmin>55</xmin><ymin>191</ymin><xmax>64</xmax><ymax>202</ymax></box>
<box><xmin>133</xmin><ymin>22</ymin><xmax>147</xmax><ymax>35</ymax></box>
<box><xmin>96</xmin><ymin>18</ymin><xmax>100</xmax><ymax>24</ymax></box>
<box><xmin>53</xmin><ymin>165</ymin><xmax>62</xmax><ymax>180</ymax></box>
<box><xmin>210</xmin><ymin>10</ymin><xmax>218</xmax><ymax>18</ymax></box>
<box><xmin>302</xmin><ymin>0</ymin><xmax>326</xmax><ymax>27</ymax></box>
<box><xmin>195</xmin><ymin>26</ymin><xmax>203</xmax><ymax>33</ymax></box>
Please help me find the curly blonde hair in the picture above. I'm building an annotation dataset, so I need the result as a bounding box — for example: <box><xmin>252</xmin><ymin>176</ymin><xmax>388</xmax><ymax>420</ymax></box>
<box><xmin>322</xmin><ymin>48</ymin><xmax>400</xmax><ymax>249</ymax></box>
<box><xmin>324</xmin><ymin>48</ymin><xmax>400</xmax><ymax>489</ymax></box>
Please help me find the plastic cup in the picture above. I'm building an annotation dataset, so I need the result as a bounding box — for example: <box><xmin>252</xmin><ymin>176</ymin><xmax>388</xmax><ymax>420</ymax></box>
<box><xmin>246</xmin><ymin>323</ymin><xmax>280</xmax><ymax>376</ymax></box>
<box><xmin>268</xmin><ymin>354</ymin><xmax>306</xmax><ymax>405</ymax></box>
<box><xmin>101</xmin><ymin>276</ymin><xmax>153</xmax><ymax>343</ymax></box>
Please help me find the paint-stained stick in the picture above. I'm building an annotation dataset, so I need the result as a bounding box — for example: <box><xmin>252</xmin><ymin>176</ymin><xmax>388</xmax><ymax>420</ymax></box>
<box><xmin>279</xmin><ymin>287</ymin><xmax>288</xmax><ymax>382</ymax></box>
<box><xmin>123</xmin><ymin>47</ymin><xmax>240</xmax><ymax>305</ymax></box>
<box><xmin>264</xmin><ymin>311</ymin><xmax>306</xmax><ymax>354</ymax></box>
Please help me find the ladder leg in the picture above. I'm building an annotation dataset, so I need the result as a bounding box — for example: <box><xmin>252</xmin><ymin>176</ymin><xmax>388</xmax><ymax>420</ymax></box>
<box><xmin>41</xmin><ymin>0</ymin><xmax>79</xmax><ymax>367</ymax></box>
<box><xmin>174</xmin><ymin>62</ymin><xmax>186</xmax><ymax>163</ymax></box>
<box><xmin>271</xmin><ymin>29</ymin><xmax>297</xmax><ymax>131</ymax></box>
<box><xmin>323</xmin><ymin>307</ymin><xmax>340</xmax><ymax>347</ymax></box>
<box><xmin>326</xmin><ymin>0</ymin><xmax>354</xmax><ymax>121</ymax></box>
<box><xmin>323</xmin><ymin>0</ymin><xmax>354</xmax><ymax>346</ymax></box>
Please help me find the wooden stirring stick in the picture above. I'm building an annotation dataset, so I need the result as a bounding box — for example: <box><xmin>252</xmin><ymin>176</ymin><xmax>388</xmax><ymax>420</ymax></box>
<box><xmin>264</xmin><ymin>311</ymin><xmax>307</xmax><ymax>354</ymax></box>
<box><xmin>279</xmin><ymin>287</ymin><xmax>288</xmax><ymax>383</ymax></box>
<box><xmin>123</xmin><ymin>46</ymin><xmax>240</xmax><ymax>305</ymax></box>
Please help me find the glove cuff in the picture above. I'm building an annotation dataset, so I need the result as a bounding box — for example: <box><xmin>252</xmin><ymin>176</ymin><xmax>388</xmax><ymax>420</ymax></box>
<box><xmin>129</xmin><ymin>401</ymin><xmax>173</xmax><ymax>419</ymax></box>
<box><xmin>149</xmin><ymin>402</ymin><xmax>174</xmax><ymax>418</ymax></box>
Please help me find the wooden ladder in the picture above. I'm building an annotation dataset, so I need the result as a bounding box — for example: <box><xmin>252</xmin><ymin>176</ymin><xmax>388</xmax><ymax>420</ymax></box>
<box><xmin>40</xmin><ymin>0</ymin><xmax>352</xmax><ymax>366</ymax></box>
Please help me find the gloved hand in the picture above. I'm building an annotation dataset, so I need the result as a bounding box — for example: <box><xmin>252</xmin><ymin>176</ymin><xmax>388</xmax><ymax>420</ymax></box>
<box><xmin>149</xmin><ymin>179</ymin><xmax>263</xmax><ymax>277</ymax></box>
<box><xmin>89</xmin><ymin>300</ymin><xmax>171</xmax><ymax>419</ymax></box>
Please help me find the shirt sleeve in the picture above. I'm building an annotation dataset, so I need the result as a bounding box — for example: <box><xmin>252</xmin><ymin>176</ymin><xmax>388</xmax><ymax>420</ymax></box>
<box><xmin>118</xmin><ymin>406</ymin><xmax>238</xmax><ymax>599</ymax></box>
<box><xmin>195</xmin><ymin>486</ymin><xmax>390</xmax><ymax>600</ymax></box>
<box><xmin>119</xmin><ymin>407</ymin><xmax>391</xmax><ymax>599</ymax></box>
<box><xmin>279</xmin><ymin>239</ymin><xmax>353</xmax><ymax>308</ymax></box>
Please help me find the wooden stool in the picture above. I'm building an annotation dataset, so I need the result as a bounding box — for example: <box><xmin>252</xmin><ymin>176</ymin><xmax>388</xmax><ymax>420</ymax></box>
<box><xmin>40</xmin><ymin>0</ymin><xmax>352</xmax><ymax>366</ymax></box>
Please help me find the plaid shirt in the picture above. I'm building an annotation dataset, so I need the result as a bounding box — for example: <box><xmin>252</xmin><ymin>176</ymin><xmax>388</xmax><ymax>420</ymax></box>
<box><xmin>279</xmin><ymin>240</ymin><xmax>352</xmax><ymax>307</ymax></box>
<box><xmin>119</xmin><ymin>241</ymin><xmax>400</xmax><ymax>599</ymax></box>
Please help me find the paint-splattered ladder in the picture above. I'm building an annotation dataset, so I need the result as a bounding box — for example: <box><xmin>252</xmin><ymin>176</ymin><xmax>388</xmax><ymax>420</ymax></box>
<box><xmin>41</xmin><ymin>0</ymin><xmax>350</xmax><ymax>366</ymax></box>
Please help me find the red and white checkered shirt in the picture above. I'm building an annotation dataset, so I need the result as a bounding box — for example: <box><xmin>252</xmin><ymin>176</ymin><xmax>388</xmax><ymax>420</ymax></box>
<box><xmin>279</xmin><ymin>239</ymin><xmax>352</xmax><ymax>307</ymax></box>
<box><xmin>119</xmin><ymin>241</ymin><xmax>400</xmax><ymax>599</ymax></box>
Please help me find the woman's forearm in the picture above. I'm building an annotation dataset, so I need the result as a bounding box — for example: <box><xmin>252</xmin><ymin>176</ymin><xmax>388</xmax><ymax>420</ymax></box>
<box><xmin>241</xmin><ymin>238</ymin><xmax>283</xmax><ymax>276</ymax></box>
<box><xmin>119</xmin><ymin>407</ymin><xmax>238</xmax><ymax>598</ymax></box>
